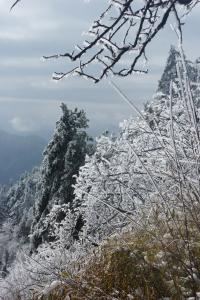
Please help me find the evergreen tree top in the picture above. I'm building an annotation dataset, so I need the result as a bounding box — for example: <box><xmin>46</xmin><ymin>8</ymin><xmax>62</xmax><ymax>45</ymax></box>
<box><xmin>157</xmin><ymin>46</ymin><xmax>198</xmax><ymax>95</ymax></box>
<box><xmin>59</xmin><ymin>103</ymin><xmax>89</xmax><ymax>131</ymax></box>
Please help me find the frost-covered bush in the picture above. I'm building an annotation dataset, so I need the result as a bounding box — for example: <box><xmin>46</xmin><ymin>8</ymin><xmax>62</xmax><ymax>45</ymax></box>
<box><xmin>75</xmin><ymin>57</ymin><xmax>200</xmax><ymax>247</ymax></box>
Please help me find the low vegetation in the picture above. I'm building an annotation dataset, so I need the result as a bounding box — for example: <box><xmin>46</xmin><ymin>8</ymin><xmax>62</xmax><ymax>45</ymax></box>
<box><xmin>32</xmin><ymin>205</ymin><xmax>200</xmax><ymax>299</ymax></box>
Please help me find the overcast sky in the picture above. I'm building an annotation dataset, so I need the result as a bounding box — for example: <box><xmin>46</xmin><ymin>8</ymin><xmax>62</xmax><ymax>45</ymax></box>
<box><xmin>0</xmin><ymin>0</ymin><xmax>200</xmax><ymax>139</ymax></box>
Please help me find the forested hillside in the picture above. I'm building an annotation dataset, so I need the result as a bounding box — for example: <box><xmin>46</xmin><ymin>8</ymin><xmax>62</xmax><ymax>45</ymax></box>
<box><xmin>1</xmin><ymin>47</ymin><xmax>200</xmax><ymax>299</ymax></box>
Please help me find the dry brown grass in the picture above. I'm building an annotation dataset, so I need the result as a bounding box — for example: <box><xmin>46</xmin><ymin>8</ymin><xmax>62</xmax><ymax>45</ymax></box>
<box><xmin>32</xmin><ymin>211</ymin><xmax>200</xmax><ymax>300</ymax></box>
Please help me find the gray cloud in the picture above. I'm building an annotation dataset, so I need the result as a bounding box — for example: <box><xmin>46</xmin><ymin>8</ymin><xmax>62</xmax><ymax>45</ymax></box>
<box><xmin>0</xmin><ymin>0</ymin><xmax>200</xmax><ymax>139</ymax></box>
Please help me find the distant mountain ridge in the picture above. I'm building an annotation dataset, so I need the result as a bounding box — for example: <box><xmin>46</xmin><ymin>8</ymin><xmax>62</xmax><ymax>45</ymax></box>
<box><xmin>0</xmin><ymin>130</ymin><xmax>46</xmax><ymax>184</ymax></box>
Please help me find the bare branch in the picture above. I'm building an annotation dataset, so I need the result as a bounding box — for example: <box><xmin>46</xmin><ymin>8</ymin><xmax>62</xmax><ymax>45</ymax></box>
<box><xmin>11</xmin><ymin>0</ymin><xmax>199</xmax><ymax>82</ymax></box>
<box><xmin>43</xmin><ymin>0</ymin><xmax>198</xmax><ymax>82</ymax></box>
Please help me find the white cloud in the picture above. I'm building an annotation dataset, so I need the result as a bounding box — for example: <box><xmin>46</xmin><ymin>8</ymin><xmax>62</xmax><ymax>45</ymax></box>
<box><xmin>10</xmin><ymin>117</ymin><xmax>36</xmax><ymax>132</ymax></box>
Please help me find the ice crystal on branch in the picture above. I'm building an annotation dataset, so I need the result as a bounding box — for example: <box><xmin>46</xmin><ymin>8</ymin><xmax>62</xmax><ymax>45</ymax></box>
<box><xmin>42</xmin><ymin>0</ymin><xmax>199</xmax><ymax>82</ymax></box>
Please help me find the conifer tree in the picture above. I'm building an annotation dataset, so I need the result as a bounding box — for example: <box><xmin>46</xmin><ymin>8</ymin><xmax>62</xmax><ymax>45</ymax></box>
<box><xmin>31</xmin><ymin>104</ymin><xmax>91</xmax><ymax>249</ymax></box>
<box><xmin>157</xmin><ymin>46</ymin><xmax>198</xmax><ymax>95</ymax></box>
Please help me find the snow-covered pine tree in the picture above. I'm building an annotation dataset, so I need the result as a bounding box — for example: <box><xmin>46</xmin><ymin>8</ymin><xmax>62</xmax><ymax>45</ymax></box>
<box><xmin>145</xmin><ymin>46</ymin><xmax>200</xmax><ymax>130</ymax></box>
<box><xmin>31</xmin><ymin>103</ymin><xmax>91</xmax><ymax>249</ymax></box>
<box><xmin>157</xmin><ymin>45</ymin><xmax>198</xmax><ymax>95</ymax></box>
